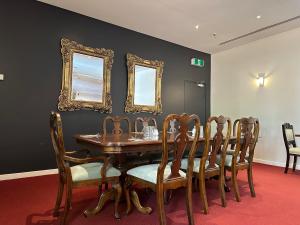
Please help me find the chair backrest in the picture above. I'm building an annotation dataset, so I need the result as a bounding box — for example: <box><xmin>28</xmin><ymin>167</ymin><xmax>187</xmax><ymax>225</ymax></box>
<box><xmin>234</xmin><ymin>117</ymin><xmax>259</xmax><ymax>164</ymax></box>
<box><xmin>232</xmin><ymin>119</ymin><xmax>239</xmax><ymax>136</ymax></box>
<box><xmin>158</xmin><ymin>113</ymin><xmax>200</xmax><ymax>183</ymax></box>
<box><xmin>134</xmin><ymin>117</ymin><xmax>157</xmax><ymax>132</ymax></box>
<box><xmin>202</xmin><ymin>115</ymin><xmax>232</xmax><ymax>169</ymax></box>
<box><xmin>103</xmin><ymin>116</ymin><xmax>132</xmax><ymax>135</ymax></box>
<box><xmin>230</xmin><ymin>119</ymin><xmax>240</xmax><ymax>150</ymax></box>
<box><xmin>50</xmin><ymin>111</ymin><xmax>67</xmax><ymax>174</ymax></box>
<box><xmin>282</xmin><ymin>123</ymin><xmax>296</xmax><ymax>151</ymax></box>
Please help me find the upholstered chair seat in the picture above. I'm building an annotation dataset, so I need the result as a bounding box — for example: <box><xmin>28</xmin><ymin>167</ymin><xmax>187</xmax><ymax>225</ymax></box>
<box><xmin>71</xmin><ymin>163</ymin><xmax>121</xmax><ymax>182</ymax></box>
<box><xmin>216</xmin><ymin>154</ymin><xmax>250</xmax><ymax>168</ymax></box>
<box><xmin>127</xmin><ymin>164</ymin><xmax>186</xmax><ymax>184</ymax></box>
<box><xmin>289</xmin><ymin>147</ymin><xmax>300</xmax><ymax>155</ymax></box>
<box><xmin>180</xmin><ymin>158</ymin><xmax>219</xmax><ymax>173</ymax></box>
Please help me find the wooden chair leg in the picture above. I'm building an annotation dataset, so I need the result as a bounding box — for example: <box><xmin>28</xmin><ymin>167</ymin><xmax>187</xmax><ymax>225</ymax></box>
<box><xmin>247</xmin><ymin>165</ymin><xmax>256</xmax><ymax>197</ymax></box>
<box><xmin>285</xmin><ymin>154</ymin><xmax>290</xmax><ymax>173</ymax></box>
<box><xmin>293</xmin><ymin>156</ymin><xmax>297</xmax><ymax>172</ymax></box>
<box><xmin>231</xmin><ymin>168</ymin><xmax>240</xmax><ymax>202</ymax></box>
<box><xmin>53</xmin><ymin>178</ymin><xmax>64</xmax><ymax>217</ymax></box>
<box><xmin>124</xmin><ymin>177</ymin><xmax>132</xmax><ymax>215</ymax></box>
<box><xmin>198</xmin><ymin>174</ymin><xmax>208</xmax><ymax>214</ymax></box>
<box><xmin>194</xmin><ymin>177</ymin><xmax>198</xmax><ymax>191</ymax></box>
<box><xmin>156</xmin><ymin>187</ymin><xmax>166</xmax><ymax>225</ymax></box>
<box><xmin>60</xmin><ymin>183</ymin><xmax>72</xmax><ymax>225</ymax></box>
<box><xmin>219</xmin><ymin>169</ymin><xmax>226</xmax><ymax>207</ymax></box>
<box><xmin>113</xmin><ymin>183</ymin><xmax>122</xmax><ymax>219</ymax></box>
<box><xmin>186</xmin><ymin>178</ymin><xmax>195</xmax><ymax>225</ymax></box>
<box><xmin>164</xmin><ymin>190</ymin><xmax>173</xmax><ymax>204</ymax></box>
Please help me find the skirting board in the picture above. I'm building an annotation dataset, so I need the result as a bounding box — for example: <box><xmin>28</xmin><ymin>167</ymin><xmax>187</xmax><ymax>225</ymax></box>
<box><xmin>253</xmin><ymin>158</ymin><xmax>300</xmax><ymax>170</ymax></box>
<box><xmin>0</xmin><ymin>158</ymin><xmax>298</xmax><ymax>181</ymax></box>
<box><xmin>0</xmin><ymin>169</ymin><xmax>58</xmax><ymax>181</ymax></box>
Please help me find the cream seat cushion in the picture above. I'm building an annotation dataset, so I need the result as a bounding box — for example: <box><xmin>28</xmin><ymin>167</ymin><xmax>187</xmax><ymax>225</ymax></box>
<box><xmin>180</xmin><ymin>158</ymin><xmax>219</xmax><ymax>173</ymax></box>
<box><xmin>127</xmin><ymin>164</ymin><xmax>186</xmax><ymax>184</ymax></box>
<box><xmin>289</xmin><ymin>147</ymin><xmax>300</xmax><ymax>155</ymax></box>
<box><xmin>71</xmin><ymin>162</ymin><xmax>121</xmax><ymax>182</ymax></box>
<box><xmin>216</xmin><ymin>155</ymin><xmax>248</xmax><ymax>167</ymax></box>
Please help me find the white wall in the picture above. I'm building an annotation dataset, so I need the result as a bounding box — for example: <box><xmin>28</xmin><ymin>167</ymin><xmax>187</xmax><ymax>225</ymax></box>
<box><xmin>212</xmin><ymin>27</ymin><xmax>300</xmax><ymax>168</ymax></box>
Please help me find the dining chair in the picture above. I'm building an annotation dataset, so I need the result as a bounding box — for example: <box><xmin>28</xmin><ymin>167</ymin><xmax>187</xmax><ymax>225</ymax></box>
<box><xmin>282</xmin><ymin>123</ymin><xmax>300</xmax><ymax>173</ymax></box>
<box><xmin>50</xmin><ymin>112</ymin><xmax>122</xmax><ymax>225</ymax></box>
<box><xmin>103</xmin><ymin>115</ymin><xmax>132</xmax><ymax>135</ymax></box>
<box><xmin>134</xmin><ymin>117</ymin><xmax>157</xmax><ymax>132</ymax></box>
<box><xmin>181</xmin><ymin>115</ymin><xmax>231</xmax><ymax>214</ymax></box>
<box><xmin>125</xmin><ymin>113</ymin><xmax>200</xmax><ymax>225</ymax></box>
<box><xmin>220</xmin><ymin>117</ymin><xmax>259</xmax><ymax>202</ymax></box>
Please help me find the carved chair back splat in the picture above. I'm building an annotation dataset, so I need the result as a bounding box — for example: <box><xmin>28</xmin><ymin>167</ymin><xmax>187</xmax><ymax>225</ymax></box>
<box><xmin>103</xmin><ymin>116</ymin><xmax>132</xmax><ymax>136</ymax></box>
<box><xmin>235</xmin><ymin>117</ymin><xmax>259</xmax><ymax>164</ymax></box>
<box><xmin>134</xmin><ymin>117</ymin><xmax>157</xmax><ymax>132</ymax></box>
<box><xmin>162</xmin><ymin>114</ymin><xmax>200</xmax><ymax>183</ymax></box>
<box><xmin>202</xmin><ymin>115</ymin><xmax>232</xmax><ymax>170</ymax></box>
<box><xmin>50</xmin><ymin>112</ymin><xmax>68</xmax><ymax>177</ymax></box>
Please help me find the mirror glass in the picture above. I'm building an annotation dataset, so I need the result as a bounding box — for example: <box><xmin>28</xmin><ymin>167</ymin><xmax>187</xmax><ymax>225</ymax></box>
<box><xmin>71</xmin><ymin>52</ymin><xmax>104</xmax><ymax>103</ymax></box>
<box><xmin>134</xmin><ymin>65</ymin><xmax>156</xmax><ymax>106</ymax></box>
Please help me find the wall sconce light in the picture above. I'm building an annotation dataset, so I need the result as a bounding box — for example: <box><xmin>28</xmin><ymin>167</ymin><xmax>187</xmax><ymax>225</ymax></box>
<box><xmin>256</xmin><ymin>73</ymin><xmax>265</xmax><ymax>87</ymax></box>
<box><xmin>197</xmin><ymin>81</ymin><xmax>205</xmax><ymax>87</ymax></box>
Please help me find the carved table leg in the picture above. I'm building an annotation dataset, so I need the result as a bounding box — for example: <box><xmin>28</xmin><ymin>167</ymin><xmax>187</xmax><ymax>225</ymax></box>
<box><xmin>84</xmin><ymin>189</ymin><xmax>114</xmax><ymax>217</ymax></box>
<box><xmin>130</xmin><ymin>190</ymin><xmax>152</xmax><ymax>214</ymax></box>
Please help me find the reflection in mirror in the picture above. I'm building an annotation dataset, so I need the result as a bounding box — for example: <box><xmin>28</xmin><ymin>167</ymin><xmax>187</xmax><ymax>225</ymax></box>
<box><xmin>71</xmin><ymin>53</ymin><xmax>104</xmax><ymax>103</ymax></box>
<box><xmin>134</xmin><ymin>65</ymin><xmax>156</xmax><ymax>106</ymax></box>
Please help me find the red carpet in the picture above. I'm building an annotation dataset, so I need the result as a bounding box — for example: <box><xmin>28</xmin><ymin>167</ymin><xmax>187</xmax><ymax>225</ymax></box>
<box><xmin>1</xmin><ymin>163</ymin><xmax>300</xmax><ymax>225</ymax></box>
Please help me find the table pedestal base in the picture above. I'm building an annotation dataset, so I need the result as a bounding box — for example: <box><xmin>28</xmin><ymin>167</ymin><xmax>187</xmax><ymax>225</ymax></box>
<box><xmin>125</xmin><ymin>189</ymin><xmax>152</xmax><ymax>215</ymax></box>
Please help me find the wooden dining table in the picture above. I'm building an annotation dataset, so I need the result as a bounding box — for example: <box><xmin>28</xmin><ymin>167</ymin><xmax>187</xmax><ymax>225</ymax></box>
<box><xmin>74</xmin><ymin>132</ymin><xmax>237</xmax><ymax>215</ymax></box>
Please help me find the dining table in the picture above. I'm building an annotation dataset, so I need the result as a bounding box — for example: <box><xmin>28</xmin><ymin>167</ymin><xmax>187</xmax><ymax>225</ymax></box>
<box><xmin>74</xmin><ymin>132</ymin><xmax>238</xmax><ymax>215</ymax></box>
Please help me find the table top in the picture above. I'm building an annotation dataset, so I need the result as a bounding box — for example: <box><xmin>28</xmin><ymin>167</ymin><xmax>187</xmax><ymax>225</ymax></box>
<box><xmin>75</xmin><ymin>132</ymin><xmax>237</xmax><ymax>147</ymax></box>
<box><xmin>74</xmin><ymin>132</ymin><xmax>202</xmax><ymax>147</ymax></box>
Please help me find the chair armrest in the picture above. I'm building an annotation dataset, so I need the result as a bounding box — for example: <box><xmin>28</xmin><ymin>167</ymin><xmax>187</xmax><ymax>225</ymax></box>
<box><xmin>64</xmin><ymin>155</ymin><xmax>110</xmax><ymax>164</ymax></box>
<box><xmin>66</xmin><ymin>149</ymin><xmax>91</xmax><ymax>156</ymax></box>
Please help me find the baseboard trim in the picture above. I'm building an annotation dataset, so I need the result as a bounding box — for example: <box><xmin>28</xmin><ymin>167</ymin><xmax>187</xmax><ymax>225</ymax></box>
<box><xmin>0</xmin><ymin>169</ymin><xmax>58</xmax><ymax>181</ymax></box>
<box><xmin>253</xmin><ymin>158</ymin><xmax>300</xmax><ymax>170</ymax></box>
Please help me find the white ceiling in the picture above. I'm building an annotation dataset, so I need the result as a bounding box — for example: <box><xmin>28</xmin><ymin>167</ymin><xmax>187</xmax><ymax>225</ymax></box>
<box><xmin>39</xmin><ymin>0</ymin><xmax>300</xmax><ymax>54</ymax></box>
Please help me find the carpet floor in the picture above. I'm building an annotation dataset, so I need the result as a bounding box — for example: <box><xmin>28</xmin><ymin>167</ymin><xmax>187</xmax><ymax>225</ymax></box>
<box><xmin>1</xmin><ymin>163</ymin><xmax>300</xmax><ymax>225</ymax></box>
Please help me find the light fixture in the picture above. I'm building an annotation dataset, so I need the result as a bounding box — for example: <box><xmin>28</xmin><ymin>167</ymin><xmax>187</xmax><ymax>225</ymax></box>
<box><xmin>256</xmin><ymin>73</ymin><xmax>265</xmax><ymax>87</ymax></box>
<box><xmin>195</xmin><ymin>24</ymin><xmax>199</xmax><ymax>30</ymax></box>
<box><xmin>197</xmin><ymin>81</ymin><xmax>205</xmax><ymax>87</ymax></box>
<box><xmin>256</xmin><ymin>15</ymin><xmax>261</xmax><ymax>19</ymax></box>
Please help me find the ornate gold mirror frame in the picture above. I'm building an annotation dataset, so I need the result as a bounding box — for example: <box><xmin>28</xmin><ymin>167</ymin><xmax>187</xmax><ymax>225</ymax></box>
<box><xmin>58</xmin><ymin>38</ymin><xmax>113</xmax><ymax>113</ymax></box>
<box><xmin>125</xmin><ymin>53</ymin><xmax>164</xmax><ymax>114</ymax></box>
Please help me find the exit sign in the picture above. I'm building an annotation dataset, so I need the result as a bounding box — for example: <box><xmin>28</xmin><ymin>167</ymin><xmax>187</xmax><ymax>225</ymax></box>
<box><xmin>191</xmin><ymin>58</ymin><xmax>204</xmax><ymax>67</ymax></box>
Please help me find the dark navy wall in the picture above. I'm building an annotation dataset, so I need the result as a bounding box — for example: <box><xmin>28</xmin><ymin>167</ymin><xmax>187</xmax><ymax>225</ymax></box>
<box><xmin>0</xmin><ymin>0</ymin><xmax>210</xmax><ymax>174</ymax></box>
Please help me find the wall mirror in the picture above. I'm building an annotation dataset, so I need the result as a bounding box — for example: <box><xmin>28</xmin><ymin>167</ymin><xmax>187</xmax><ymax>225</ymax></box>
<box><xmin>125</xmin><ymin>53</ymin><xmax>164</xmax><ymax>114</ymax></box>
<box><xmin>58</xmin><ymin>38</ymin><xmax>113</xmax><ymax>112</ymax></box>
